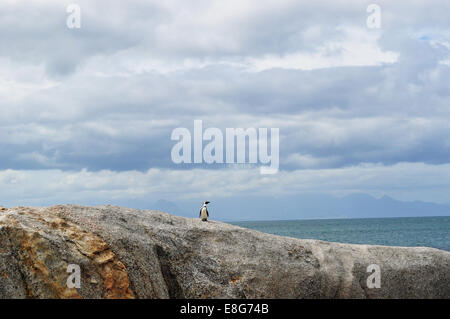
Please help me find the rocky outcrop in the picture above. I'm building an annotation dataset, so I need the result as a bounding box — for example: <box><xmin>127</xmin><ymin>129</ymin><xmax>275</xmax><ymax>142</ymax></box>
<box><xmin>0</xmin><ymin>205</ymin><xmax>449</xmax><ymax>299</ymax></box>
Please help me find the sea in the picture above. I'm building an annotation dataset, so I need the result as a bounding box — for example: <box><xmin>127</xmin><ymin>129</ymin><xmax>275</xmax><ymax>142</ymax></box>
<box><xmin>230</xmin><ymin>216</ymin><xmax>450</xmax><ymax>251</ymax></box>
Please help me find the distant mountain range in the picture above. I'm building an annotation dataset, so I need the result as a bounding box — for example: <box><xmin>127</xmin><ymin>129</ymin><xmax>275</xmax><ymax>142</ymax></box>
<box><xmin>152</xmin><ymin>193</ymin><xmax>450</xmax><ymax>221</ymax></box>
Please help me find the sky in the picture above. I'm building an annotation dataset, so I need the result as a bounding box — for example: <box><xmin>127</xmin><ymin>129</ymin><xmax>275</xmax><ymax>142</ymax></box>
<box><xmin>1</xmin><ymin>0</ymin><xmax>450</xmax><ymax>214</ymax></box>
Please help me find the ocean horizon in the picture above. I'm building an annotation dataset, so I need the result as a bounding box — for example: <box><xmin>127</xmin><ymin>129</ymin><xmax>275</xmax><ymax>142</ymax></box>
<box><xmin>230</xmin><ymin>215</ymin><xmax>450</xmax><ymax>251</ymax></box>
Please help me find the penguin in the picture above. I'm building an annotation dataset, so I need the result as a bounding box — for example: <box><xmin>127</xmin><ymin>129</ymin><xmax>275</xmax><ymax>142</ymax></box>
<box><xmin>199</xmin><ymin>201</ymin><xmax>210</xmax><ymax>221</ymax></box>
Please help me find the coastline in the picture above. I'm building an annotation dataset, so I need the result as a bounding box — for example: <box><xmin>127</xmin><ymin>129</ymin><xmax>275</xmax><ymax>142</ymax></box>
<box><xmin>231</xmin><ymin>216</ymin><xmax>450</xmax><ymax>251</ymax></box>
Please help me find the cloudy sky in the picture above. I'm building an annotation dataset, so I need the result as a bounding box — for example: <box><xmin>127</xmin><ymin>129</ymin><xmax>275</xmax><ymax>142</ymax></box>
<box><xmin>1</xmin><ymin>0</ymin><xmax>450</xmax><ymax>211</ymax></box>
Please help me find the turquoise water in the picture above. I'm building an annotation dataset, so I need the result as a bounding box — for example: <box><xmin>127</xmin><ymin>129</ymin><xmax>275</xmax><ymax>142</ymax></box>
<box><xmin>230</xmin><ymin>216</ymin><xmax>450</xmax><ymax>251</ymax></box>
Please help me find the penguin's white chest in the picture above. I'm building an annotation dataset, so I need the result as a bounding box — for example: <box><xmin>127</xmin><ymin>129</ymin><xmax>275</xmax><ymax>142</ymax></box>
<box><xmin>200</xmin><ymin>207</ymin><xmax>208</xmax><ymax>220</ymax></box>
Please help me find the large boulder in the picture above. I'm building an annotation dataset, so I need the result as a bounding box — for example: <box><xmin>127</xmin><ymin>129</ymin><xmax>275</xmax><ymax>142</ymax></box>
<box><xmin>0</xmin><ymin>205</ymin><xmax>448</xmax><ymax>298</ymax></box>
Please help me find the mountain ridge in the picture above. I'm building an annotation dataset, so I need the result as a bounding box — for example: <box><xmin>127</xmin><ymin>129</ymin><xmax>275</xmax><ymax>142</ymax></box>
<box><xmin>156</xmin><ymin>193</ymin><xmax>450</xmax><ymax>221</ymax></box>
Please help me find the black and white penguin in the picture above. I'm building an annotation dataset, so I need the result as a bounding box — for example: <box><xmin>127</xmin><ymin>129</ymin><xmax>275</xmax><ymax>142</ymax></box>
<box><xmin>199</xmin><ymin>201</ymin><xmax>210</xmax><ymax>221</ymax></box>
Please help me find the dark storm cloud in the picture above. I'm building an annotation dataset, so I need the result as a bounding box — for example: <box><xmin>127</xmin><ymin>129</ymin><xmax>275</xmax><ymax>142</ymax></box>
<box><xmin>2</xmin><ymin>60</ymin><xmax>450</xmax><ymax>171</ymax></box>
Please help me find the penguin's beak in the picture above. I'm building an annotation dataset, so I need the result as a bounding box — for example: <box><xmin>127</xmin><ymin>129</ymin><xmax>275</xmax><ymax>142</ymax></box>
<box><xmin>205</xmin><ymin>201</ymin><xmax>210</xmax><ymax>204</ymax></box>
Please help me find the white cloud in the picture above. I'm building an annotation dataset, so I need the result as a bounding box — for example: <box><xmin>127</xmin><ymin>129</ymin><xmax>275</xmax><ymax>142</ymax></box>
<box><xmin>246</xmin><ymin>28</ymin><xmax>399</xmax><ymax>71</ymax></box>
<box><xmin>1</xmin><ymin>0</ymin><xmax>450</xmax><ymax>206</ymax></box>
<box><xmin>2</xmin><ymin>162</ymin><xmax>450</xmax><ymax>207</ymax></box>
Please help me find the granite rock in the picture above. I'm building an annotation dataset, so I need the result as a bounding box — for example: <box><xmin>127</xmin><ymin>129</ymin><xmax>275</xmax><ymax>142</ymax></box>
<box><xmin>0</xmin><ymin>205</ymin><xmax>448</xmax><ymax>298</ymax></box>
